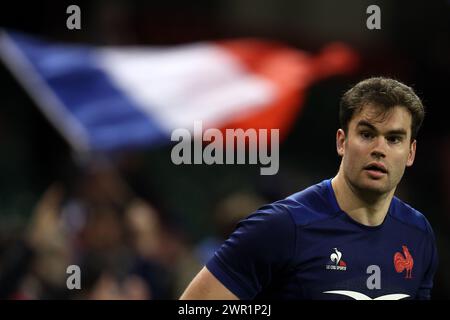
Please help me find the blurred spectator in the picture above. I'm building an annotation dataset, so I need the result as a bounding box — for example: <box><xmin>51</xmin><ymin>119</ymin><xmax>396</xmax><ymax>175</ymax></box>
<box><xmin>0</xmin><ymin>159</ymin><xmax>201</xmax><ymax>299</ymax></box>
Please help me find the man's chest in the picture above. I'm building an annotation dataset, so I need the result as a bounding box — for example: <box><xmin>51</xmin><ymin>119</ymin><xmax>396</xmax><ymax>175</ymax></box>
<box><xmin>286</xmin><ymin>233</ymin><xmax>426</xmax><ymax>300</ymax></box>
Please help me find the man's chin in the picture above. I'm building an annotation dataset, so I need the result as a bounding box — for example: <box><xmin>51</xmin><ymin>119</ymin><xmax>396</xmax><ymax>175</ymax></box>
<box><xmin>357</xmin><ymin>178</ymin><xmax>391</xmax><ymax>195</ymax></box>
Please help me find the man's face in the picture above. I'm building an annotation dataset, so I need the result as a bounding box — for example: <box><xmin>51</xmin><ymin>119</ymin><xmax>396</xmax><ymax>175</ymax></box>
<box><xmin>336</xmin><ymin>104</ymin><xmax>416</xmax><ymax>195</ymax></box>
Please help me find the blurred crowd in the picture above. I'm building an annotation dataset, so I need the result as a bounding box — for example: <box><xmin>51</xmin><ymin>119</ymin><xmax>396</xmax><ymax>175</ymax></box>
<box><xmin>0</xmin><ymin>158</ymin><xmax>266</xmax><ymax>300</ymax></box>
<box><xmin>1</xmin><ymin>0</ymin><xmax>449</xmax><ymax>300</ymax></box>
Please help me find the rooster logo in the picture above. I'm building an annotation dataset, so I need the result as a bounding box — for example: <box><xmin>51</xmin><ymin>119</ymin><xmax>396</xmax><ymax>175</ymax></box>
<box><xmin>330</xmin><ymin>248</ymin><xmax>346</xmax><ymax>267</ymax></box>
<box><xmin>394</xmin><ymin>245</ymin><xmax>414</xmax><ymax>279</ymax></box>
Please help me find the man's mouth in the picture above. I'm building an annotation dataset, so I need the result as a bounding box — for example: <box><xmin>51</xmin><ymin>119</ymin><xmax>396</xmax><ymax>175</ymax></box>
<box><xmin>364</xmin><ymin>162</ymin><xmax>388</xmax><ymax>178</ymax></box>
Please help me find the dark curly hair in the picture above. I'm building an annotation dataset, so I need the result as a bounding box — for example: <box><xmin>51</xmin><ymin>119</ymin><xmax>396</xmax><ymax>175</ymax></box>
<box><xmin>340</xmin><ymin>77</ymin><xmax>425</xmax><ymax>141</ymax></box>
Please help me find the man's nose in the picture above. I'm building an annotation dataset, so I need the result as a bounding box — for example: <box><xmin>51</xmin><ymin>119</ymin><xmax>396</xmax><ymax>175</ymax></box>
<box><xmin>371</xmin><ymin>137</ymin><xmax>387</xmax><ymax>158</ymax></box>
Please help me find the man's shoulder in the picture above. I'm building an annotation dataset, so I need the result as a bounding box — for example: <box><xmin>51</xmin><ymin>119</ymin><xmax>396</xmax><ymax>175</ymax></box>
<box><xmin>261</xmin><ymin>179</ymin><xmax>339</xmax><ymax>227</ymax></box>
<box><xmin>390</xmin><ymin>197</ymin><xmax>433</xmax><ymax>235</ymax></box>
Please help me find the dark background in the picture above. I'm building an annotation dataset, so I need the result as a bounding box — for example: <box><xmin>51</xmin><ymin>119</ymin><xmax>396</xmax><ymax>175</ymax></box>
<box><xmin>0</xmin><ymin>0</ymin><xmax>449</xmax><ymax>299</ymax></box>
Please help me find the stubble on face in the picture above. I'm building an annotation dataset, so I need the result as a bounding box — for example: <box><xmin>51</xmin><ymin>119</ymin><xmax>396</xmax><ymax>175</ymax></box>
<box><xmin>341</xmin><ymin>104</ymin><xmax>415</xmax><ymax>198</ymax></box>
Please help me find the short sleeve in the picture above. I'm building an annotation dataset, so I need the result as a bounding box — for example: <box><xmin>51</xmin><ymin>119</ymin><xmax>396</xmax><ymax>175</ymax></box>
<box><xmin>416</xmin><ymin>220</ymin><xmax>439</xmax><ymax>299</ymax></box>
<box><xmin>206</xmin><ymin>204</ymin><xmax>296</xmax><ymax>299</ymax></box>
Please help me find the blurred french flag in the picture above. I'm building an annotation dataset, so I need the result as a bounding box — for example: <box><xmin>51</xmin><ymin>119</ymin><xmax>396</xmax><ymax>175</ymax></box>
<box><xmin>0</xmin><ymin>30</ymin><xmax>358</xmax><ymax>153</ymax></box>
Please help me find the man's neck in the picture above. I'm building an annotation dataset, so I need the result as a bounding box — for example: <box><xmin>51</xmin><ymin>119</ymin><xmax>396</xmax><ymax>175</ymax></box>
<box><xmin>331</xmin><ymin>172</ymin><xmax>395</xmax><ymax>227</ymax></box>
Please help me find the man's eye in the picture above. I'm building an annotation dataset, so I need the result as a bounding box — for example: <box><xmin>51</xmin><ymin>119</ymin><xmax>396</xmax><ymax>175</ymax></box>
<box><xmin>360</xmin><ymin>131</ymin><xmax>373</xmax><ymax>139</ymax></box>
<box><xmin>387</xmin><ymin>136</ymin><xmax>402</xmax><ymax>144</ymax></box>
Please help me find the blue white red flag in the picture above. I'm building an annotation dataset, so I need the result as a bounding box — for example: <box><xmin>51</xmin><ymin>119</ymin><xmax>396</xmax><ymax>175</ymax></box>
<box><xmin>0</xmin><ymin>30</ymin><xmax>358</xmax><ymax>152</ymax></box>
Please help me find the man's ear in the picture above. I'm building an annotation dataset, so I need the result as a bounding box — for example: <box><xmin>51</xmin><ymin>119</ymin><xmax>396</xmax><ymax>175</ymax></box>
<box><xmin>336</xmin><ymin>129</ymin><xmax>346</xmax><ymax>157</ymax></box>
<box><xmin>406</xmin><ymin>139</ymin><xmax>416</xmax><ymax>167</ymax></box>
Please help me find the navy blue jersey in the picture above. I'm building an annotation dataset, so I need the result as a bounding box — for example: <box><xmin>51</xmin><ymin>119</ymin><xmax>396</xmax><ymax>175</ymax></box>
<box><xmin>206</xmin><ymin>179</ymin><xmax>438</xmax><ymax>300</ymax></box>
